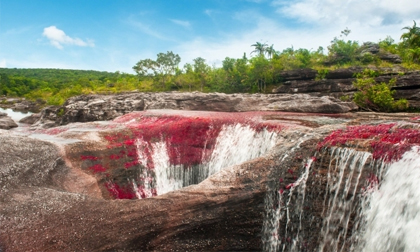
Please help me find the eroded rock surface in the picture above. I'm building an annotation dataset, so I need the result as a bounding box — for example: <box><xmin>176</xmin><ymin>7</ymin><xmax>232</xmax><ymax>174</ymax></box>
<box><xmin>31</xmin><ymin>92</ymin><xmax>357</xmax><ymax>128</ymax></box>
<box><xmin>1</xmin><ymin>110</ymin><xmax>419</xmax><ymax>251</ymax></box>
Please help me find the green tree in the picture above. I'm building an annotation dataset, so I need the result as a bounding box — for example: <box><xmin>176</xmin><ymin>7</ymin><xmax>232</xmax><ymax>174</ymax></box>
<box><xmin>401</xmin><ymin>20</ymin><xmax>420</xmax><ymax>48</ymax></box>
<box><xmin>193</xmin><ymin>57</ymin><xmax>210</xmax><ymax>91</ymax></box>
<box><xmin>251</xmin><ymin>42</ymin><xmax>268</xmax><ymax>57</ymax></box>
<box><xmin>400</xmin><ymin>21</ymin><xmax>420</xmax><ymax>63</ymax></box>
<box><xmin>266</xmin><ymin>44</ymin><xmax>276</xmax><ymax>59</ymax></box>
<box><xmin>327</xmin><ymin>28</ymin><xmax>360</xmax><ymax>65</ymax></box>
<box><xmin>132</xmin><ymin>51</ymin><xmax>181</xmax><ymax>89</ymax></box>
<box><xmin>249</xmin><ymin>55</ymin><xmax>271</xmax><ymax>92</ymax></box>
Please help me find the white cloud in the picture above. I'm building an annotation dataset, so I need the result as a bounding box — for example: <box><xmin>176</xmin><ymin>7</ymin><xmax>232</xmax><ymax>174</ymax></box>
<box><xmin>42</xmin><ymin>26</ymin><xmax>94</xmax><ymax>49</ymax></box>
<box><xmin>274</xmin><ymin>0</ymin><xmax>420</xmax><ymax>27</ymax></box>
<box><xmin>174</xmin><ymin>3</ymin><xmax>420</xmax><ymax>68</ymax></box>
<box><xmin>170</xmin><ymin>19</ymin><xmax>191</xmax><ymax>29</ymax></box>
<box><xmin>0</xmin><ymin>59</ymin><xmax>6</xmax><ymax>67</ymax></box>
<box><xmin>175</xmin><ymin>16</ymin><xmax>336</xmax><ymax>66</ymax></box>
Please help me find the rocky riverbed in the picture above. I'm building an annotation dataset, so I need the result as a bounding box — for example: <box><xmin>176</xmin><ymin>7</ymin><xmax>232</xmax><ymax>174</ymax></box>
<box><xmin>1</xmin><ymin>92</ymin><xmax>420</xmax><ymax>251</ymax></box>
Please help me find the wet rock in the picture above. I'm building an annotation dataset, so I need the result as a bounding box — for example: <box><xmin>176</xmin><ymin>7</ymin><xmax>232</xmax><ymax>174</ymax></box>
<box><xmin>0</xmin><ymin>111</ymin><xmax>419</xmax><ymax>251</ymax></box>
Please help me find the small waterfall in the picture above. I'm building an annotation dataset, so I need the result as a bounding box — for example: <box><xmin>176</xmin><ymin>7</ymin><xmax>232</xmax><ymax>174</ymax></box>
<box><xmin>357</xmin><ymin>146</ymin><xmax>420</xmax><ymax>252</ymax></box>
<box><xmin>261</xmin><ymin>134</ymin><xmax>314</xmax><ymax>252</ymax></box>
<box><xmin>134</xmin><ymin>123</ymin><xmax>279</xmax><ymax>197</ymax></box>
<box><xmin>262</xmin><ymin>147</ymin><xmax>375</xmax><ymax>252</ymax></box>
<box><xmin>207</xmin><ymin>124</ymin><xmax>278</xmax><ymax>176</ymax></box>
<box><xmin>318</xmin><ymin>148</ymin><xmax>371</xmax><ymax>252</ymax></box>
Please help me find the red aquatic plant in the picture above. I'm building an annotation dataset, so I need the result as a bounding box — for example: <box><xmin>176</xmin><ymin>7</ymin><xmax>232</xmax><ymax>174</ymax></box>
<box><xmin>318</xmin><ymin>123</ymin><xmax>420</xmax><ymax>162</ymax></box>
<box><xmin>81</xmin><ymin>112</ymin><xmax>286</xmax><ymax>199</ymax></box>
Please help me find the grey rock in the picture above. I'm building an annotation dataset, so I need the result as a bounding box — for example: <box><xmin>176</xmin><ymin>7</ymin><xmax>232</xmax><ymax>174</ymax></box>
<box><xmin>360</xmin><ymin>42</ymin><xmax>380</xmax><ymax>54</ymax></box>
<box><xmin>0</xmin><ymin>116</ymin><xmax>18</xmax><ymax>130</ymax></box>
<box><xmin>378</xmin><ymin>52</ymin><xmax>402</xmax><ymax>64</ymax></box>
<box><xmin>53</xmin><ymin>92</ymin><xmax>357</xmax><ymax>126</ymax></box>
<box><xmin>19</xmin><ymin>113</ymin><xmax>41</xmax><ymax>124</ymax></box>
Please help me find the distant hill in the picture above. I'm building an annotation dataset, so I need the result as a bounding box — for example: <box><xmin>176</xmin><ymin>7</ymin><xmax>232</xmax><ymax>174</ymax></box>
<box><xmin>0</xmin><ymin>68</ymin><xmax>139</xmax><ymax>105</ymax></box>
<box><xmin>0</xmin><ymin>68</ymin><xmax>132</xmax><ymax>85</ymax></box>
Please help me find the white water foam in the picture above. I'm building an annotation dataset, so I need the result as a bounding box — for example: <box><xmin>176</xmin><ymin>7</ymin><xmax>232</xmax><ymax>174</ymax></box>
<box><xmin>134</xmin><ymin>123</ymin><xmax>279</xmax><ymax>197</ymax></box>
<box><xmin>207</xmin><ymin>124</ymin><xmax>278</xmax><ymax>176</ymax></box>
<box><xmin>358</xmin><ymin>146</ymin><xmax>420</xmax><ymax>252</ymax></box>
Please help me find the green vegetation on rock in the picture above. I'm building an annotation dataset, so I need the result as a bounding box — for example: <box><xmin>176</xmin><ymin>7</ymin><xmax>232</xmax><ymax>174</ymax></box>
<box><xmin>353</xmin><ymin>69</ymin><xmax>409</xmax><ymax>112</ymax></box>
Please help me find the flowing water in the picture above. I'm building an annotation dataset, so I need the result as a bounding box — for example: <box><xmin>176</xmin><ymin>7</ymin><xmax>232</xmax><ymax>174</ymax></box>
<box><xmin>0</xmin><ymin>107</ymin><xmax>31</xmax><ymax>122</ymax></box>
<box><xmin>262</xmin><ymin>145</ymin><xmax>420</xmax><ymax>252</ymax></box>
<box><xmin>356</xmin><ymin>147</ymin><xmax>420</xmax><ymax>252</ymax></box>
<box><xmin>134</xmin><ymin>124</ymin><xmax>279</xmax><ymax>197</ymax></box>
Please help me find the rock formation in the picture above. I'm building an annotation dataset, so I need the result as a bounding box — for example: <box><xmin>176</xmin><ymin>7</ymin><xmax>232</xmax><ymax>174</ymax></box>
<box><xmin>22</xmin><ymin>92</ymin><xmax>357</xmax><ymax>129</ymax></box>
<box><xmin>1</xmin><ymin>109</ymin><xmax>420</xmax><ymax>251</ymax></box>
<box><xmin>0</xmin><ymin>112</ymin><xmax>17</xmax><ymax>130</ymax></box>
<box><xmin>272</xmin><ymin>67</ymin><xmax>420</xmax><ymax>109</ymax></box>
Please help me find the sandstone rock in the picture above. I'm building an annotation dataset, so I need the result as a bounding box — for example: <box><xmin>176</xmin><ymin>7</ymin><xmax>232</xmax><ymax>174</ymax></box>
<box><xmin>0</xmin><ymin>115</ymin><xmax>17</xmax><ymax>130</ymax></box>
<box><xmin>272</xmin><ymin>78</ymin><xmax>356</xmax><ymax>94</ymax></box>
<box><xmin>378</xmin><ymin>51</ymin><xmax>402</xmax><ymax>63</ymax></box>
<box><xmin>1</xmin><ymin>111</ymin><xmax>419</xmax><ymax>251</ymax></box>
<box><xmin>265</xmin><ymin>94</ymin><xmax>358</xmax><ymax>113</ymax></box>
<box><xmin>325</xmin><ymin>67</ymin><xmax>363</xmax><ymax>79</ymax></box>
<box><xmin>278</xmin><ymin>68</ymin><xmax>318</xmax><ymax>81</ymax></box>
<box><xmin>30</xmin><ymin>92</ymin><xmax>356</xmax><ymax>128</ymax></box>
<box><xmin>19</xmin><ymin>113</ymin><xmax>41</xmax><ymax>124</ymax></box>
<box><xmin>360</xmin><ymin>42</ymin><xmax>380</xmax><ymax>54</ymax></box>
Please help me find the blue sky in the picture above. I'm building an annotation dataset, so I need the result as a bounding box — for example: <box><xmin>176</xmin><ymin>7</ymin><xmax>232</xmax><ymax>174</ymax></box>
<box><xmin>1</xmin><ymin>0</ymin><xmax>419</xmax><ymax>73</ymax></box>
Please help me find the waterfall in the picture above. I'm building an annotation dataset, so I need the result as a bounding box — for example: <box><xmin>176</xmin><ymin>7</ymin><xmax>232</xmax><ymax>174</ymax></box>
<box><xmin>357</xmin><ymin>146</ymin><xmax>420</xmax><ymax>252</ymax></box>
<box><xmin>207</xmin><ymin>124</ymin><xmax>278</xmax><ymax>176</ymax></box>
<box><xmin>262</xmin><ymin>147</ymin><xmax>375</xmax><ymax>252</ymax></box>
<box><xmin>262</xmin><ymin>142</ymin><xmax>420</xmax><ymax>252</ymax></box>
<box><xmin>134</xmin><ymin>123</ymin><xmax>279</xmax><ymax>197</ymax></box>
<box><xmin>261</xmin><ymin>134</ymin><xmax>314</xmax><ymax>252</ymax></box>
<box><xmin>318</xmin><ymin>148</ymin><xmax>372</xmax><ymax>252</ymax></box>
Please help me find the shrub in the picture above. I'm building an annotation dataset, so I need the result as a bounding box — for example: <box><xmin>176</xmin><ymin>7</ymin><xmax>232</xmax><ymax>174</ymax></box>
<box><xmin>353</xmin><ymin>69</ymin><xmax>409</xmax><ymax>112</ymax></box>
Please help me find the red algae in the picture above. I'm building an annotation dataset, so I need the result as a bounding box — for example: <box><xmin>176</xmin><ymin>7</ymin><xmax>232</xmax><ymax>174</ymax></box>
<box><xmin>104</xmin><ymin>182</ymin><xmax>138</xmax><ymax>199</ymax></box>
<box><xmin>318</xmin><ymin>123</ymin><xmax>420</xmax><ymax>162</ymax></box>
<box><xmin>80</xmin><ymin>111</ymin><xmax>287</xmax><ymax>199</ymax></box>
<box><xmin>42</xmin><ymin>127</ymin><xmax>68</xmax><ymax>135</ymax></box>
<box><xmin>88</xmin><ymin>164</ymin><xmax>106</xmax><ymax>173</ymax></box>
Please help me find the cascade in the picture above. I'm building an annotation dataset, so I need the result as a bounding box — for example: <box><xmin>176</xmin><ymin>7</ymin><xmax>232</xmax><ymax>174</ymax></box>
<box><xmin>133</xmin><ymin>124</ymin><xmax>279</xmax><ymax>197</ymax></box>
<box><xmin>356</xmin><ymin>147</ymin><xmax>420</xmax><ymax>252</ymax></box>
<box><xmin>262</xmin><ymin>122</ymin><xmax>420</xmax><ymax>252</ymax></box>
<box><xmin>262</xmin><ymin>147</ymin><xmax>378</xmax><ymax>252</ymax></box>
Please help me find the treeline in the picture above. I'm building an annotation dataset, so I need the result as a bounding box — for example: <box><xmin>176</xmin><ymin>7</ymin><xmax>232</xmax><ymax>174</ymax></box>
<box><xmin>0</xmin><ymin>69</ymin><xmax>139</xmax><ymax>105</ymax></box>
<box><xmin>1</xmin><ymin>21</ymin><xmax>420</xmax><ymax>106</ymax></box>
<box><xmin>133</xmin><ymin>24</ymin><xmax>420</xmax><ymax>94</ymax></box>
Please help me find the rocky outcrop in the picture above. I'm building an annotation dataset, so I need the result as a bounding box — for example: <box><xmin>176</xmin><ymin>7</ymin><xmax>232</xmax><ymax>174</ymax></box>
<box><xmin>272</xmin><ymin>67</ymin><xmax>420</xmax><ymax>109</ymax></box>
<box><xmin>0</xmin><ymin>112</ymin><xmax>17</xmax><ymax>130</ymax></box>
<box><xmin>31</xmin><ymin>92</ymin><xmax>357</xmax><ymax>128</ymax></box>
<box><xmin>0</xmin><ymin>111</ymin><xmax>311</xmax><ymax>251</ymax></box>
<box><xmin>19</xmin><ymin>113</ymin><xmax>41</xmax><ymax>124</ymax></box>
